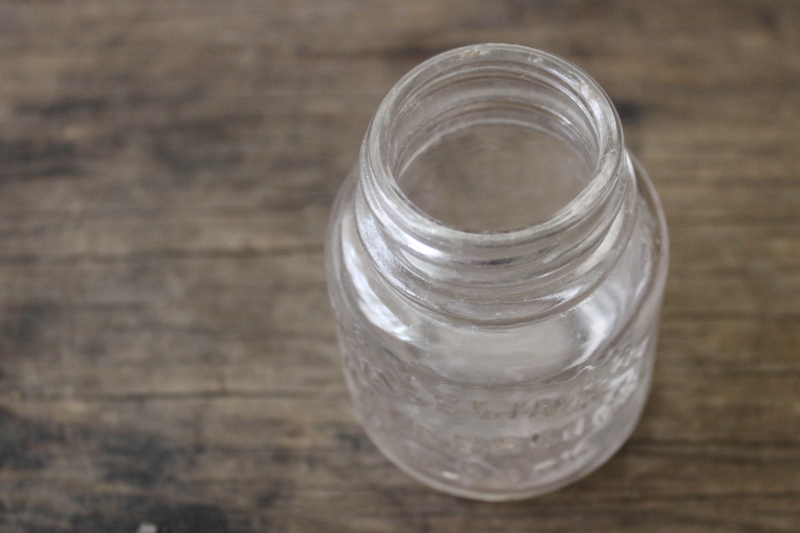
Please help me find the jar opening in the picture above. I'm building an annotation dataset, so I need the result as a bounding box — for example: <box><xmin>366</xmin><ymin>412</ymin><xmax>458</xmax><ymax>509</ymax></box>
<box><xmin>355</xmin><ymin>44</ymin><xmax>634</xmax><ymax>321</ymax></box>
<box><xmin>399</xmin><ymin>122</ymin><xmax>594</xmax><ymax>232</ymax></box>
<box><xmin>365</xmin><ymin>44</ymin><xmax>623</xmax><ymax>245</ymax></box>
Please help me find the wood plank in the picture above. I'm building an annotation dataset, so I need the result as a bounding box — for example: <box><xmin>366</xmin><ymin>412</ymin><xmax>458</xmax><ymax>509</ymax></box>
<box><xmin>1</xmin><ymin>0</ymin><xmax>799</xmax><ymax>531</ymax></box>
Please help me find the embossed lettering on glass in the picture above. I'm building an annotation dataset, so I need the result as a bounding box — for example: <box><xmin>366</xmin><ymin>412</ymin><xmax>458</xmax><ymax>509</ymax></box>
<box><xmin>325</xmin><ymin>44</ymin><xmax>669</xmax><ymax>500</ymax></box>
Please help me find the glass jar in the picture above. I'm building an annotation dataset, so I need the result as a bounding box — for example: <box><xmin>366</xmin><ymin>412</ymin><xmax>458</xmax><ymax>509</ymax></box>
<box><xmin>325</xmin><ymin>44</ymin><xmax>668</xmax><ymax>501</ymax></box>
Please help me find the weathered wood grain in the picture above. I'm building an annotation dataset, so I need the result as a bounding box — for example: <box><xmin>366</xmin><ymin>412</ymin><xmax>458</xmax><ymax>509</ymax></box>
<box><xmin>0</xmin><ymin>0</ymin><xmax>799</xmax><ymax>531</ymax></box>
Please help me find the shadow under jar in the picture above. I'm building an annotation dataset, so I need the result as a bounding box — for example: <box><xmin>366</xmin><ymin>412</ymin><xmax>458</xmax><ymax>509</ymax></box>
<box><xmin>325</xmin><ymin>44</ymin><xmax>668</xmax><ymax>501</ymax></box>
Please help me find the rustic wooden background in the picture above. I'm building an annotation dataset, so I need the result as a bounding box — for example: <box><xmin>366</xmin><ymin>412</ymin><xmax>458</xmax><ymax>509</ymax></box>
<box><xmin>0</xmin><ymin>1</ymin><xmax>798</xmax><ymax>531</ymax></box>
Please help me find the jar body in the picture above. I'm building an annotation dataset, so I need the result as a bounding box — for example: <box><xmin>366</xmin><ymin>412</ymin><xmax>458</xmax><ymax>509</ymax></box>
<box><xmin>325</xmin><ymin>45</ymin><xmax>668</xmax><ymax>501</ymax></box>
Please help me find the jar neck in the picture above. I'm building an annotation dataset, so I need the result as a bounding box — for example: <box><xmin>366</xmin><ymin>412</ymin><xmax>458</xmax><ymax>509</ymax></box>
<box><xmin>354</xmin><ymin>44</ymin><xmax>637</xmax><ymax>322</ymax></box>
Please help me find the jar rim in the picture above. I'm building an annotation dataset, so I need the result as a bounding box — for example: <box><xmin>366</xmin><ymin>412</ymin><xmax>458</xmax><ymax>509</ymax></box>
<box><xmin>364</xmin><ymin>43</ymin><xmax>624</xmax><ymax>250</ymax></box>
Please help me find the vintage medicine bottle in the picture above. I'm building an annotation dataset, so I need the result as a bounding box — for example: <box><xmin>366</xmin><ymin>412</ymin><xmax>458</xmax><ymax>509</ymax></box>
<box><xmin>325</xmin><ymin>44</ymin><xmax>669</xmax><ymax>500</ymax></box>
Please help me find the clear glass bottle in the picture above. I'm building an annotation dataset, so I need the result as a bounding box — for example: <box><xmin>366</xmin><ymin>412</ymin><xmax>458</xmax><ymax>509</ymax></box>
<box><xmin>325</xmin><ymin>44</ymin><xmax>668</xmax><ymax>501</ymax></box>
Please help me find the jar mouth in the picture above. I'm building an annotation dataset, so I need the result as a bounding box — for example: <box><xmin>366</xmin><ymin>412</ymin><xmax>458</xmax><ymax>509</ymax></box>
<box><xmin>364</xmin><ymin>43</ymin><xmax>624</xmax><ymax>249</ymax></box>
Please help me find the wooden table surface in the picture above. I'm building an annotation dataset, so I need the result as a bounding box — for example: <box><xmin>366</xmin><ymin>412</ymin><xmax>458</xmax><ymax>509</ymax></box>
<box><xmin>1</xmin><ymin>1</ymin><xmax>799</xmax><ymax>531</ymax></box>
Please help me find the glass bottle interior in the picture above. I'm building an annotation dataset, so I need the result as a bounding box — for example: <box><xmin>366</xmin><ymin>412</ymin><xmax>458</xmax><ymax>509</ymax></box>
<box><xmin>388</xmin><ymin>61</ymin><xmax>603</xmax><ymax>234</ymax></box>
